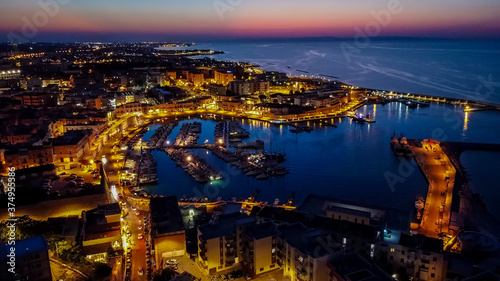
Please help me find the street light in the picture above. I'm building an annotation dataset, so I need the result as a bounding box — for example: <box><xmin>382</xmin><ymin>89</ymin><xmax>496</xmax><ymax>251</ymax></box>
<box><xmin>186</xmin><ymin>156</ymin><xmax>192</xmax><ymax>162</ymax></box>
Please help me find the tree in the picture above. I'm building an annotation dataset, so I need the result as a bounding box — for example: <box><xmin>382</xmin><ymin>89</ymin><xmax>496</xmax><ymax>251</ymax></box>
<box><xmin>55</xmin><ymin>240</ymin><xmax>86</xmax><ymax>264</ymax></box>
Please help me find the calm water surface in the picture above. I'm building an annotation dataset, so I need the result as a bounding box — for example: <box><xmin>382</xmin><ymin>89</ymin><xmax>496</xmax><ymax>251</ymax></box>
<box><xmin>142</xmin><ymin>103</ymin><xmax>500</xmax><ymax>214</ymax></box>
<box><xmin>162</xmin><ymin>39</ymin><xmax>500</xmax><ymax>103</ymax></box>
<box><xmin>460</xmin><ymin>151</ymin><xmax>500</xmax><ymax>219</ymax></box>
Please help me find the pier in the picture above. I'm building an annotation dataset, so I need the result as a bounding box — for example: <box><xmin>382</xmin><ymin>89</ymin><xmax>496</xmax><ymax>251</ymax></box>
<box><xmin>208</xmin><ymin>145</ymin><xmax>288</xmax><ymax>179</ymax></box>
<box><xmin>373</xmin><ymin>91</ymin><xmax>500</xmax><ymax>112</ymax></box>
<box><xmin>174</xmin><ymin>121</ymin><xmax>202</xmax><ymax>146</ymax></box>
<box><xmin>409</xmin><ymin>139</ymin><xmax>456</xmax><ymax>239</ymax></box>
<box><xmin>164</xmin><ymin>147</ymin><xmax>223</xmax><ymax>183</ymax></box>
<box><xmin>148</xmin><ymin>123</ymin><xmax>176</xmax><ymax>148</ymax></box>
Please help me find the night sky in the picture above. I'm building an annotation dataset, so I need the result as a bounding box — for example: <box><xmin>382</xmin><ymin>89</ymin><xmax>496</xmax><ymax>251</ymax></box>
<box><xmin>1</xmin><ymin>0</ymin><xmax>500</xmax><ymax>42</ymax></box>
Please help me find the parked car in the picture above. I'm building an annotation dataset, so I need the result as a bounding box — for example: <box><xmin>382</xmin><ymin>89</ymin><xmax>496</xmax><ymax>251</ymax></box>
<box><xmin>166</xmin><ymin>259</ymin><xmax>178</xmax><ymax>265</ymax></box>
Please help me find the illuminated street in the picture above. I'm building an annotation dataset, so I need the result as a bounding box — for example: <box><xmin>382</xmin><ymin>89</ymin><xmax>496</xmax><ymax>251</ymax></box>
<box><xmin>411</xmin><ymin>141</ymin><xmax>456</xmax><ymax>238</ymax></box>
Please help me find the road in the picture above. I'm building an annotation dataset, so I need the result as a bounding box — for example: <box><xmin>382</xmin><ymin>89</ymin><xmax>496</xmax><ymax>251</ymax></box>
<box><xmin>122</xmin><ymin>202</ymin><xmax>151</xmax><ymax>281</ymax></box>
<box><xmin>412</xmin><ymin>141</ymin><xmax>456</xmax><ymax>238</ymax></box>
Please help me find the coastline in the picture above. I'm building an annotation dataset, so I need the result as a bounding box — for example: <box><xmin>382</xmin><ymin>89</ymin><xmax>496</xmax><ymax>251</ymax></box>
<box><xmin>441</xmin><ymin>142</ymin><xmax>500</xmax><ymax>237</ymax></box>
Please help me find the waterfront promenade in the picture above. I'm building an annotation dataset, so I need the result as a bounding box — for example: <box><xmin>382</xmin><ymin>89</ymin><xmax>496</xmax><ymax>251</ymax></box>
<box><xmin>411</xmin><ymin>140</ymin><xmax>456</xmax><ymax>239</ymax></box>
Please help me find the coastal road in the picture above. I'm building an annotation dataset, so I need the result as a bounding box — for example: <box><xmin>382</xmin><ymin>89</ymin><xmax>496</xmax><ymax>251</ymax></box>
<box><xmin>412</xmin><ymin>141</ymin><xmax>456</xmax><ymax>238</ymax></box>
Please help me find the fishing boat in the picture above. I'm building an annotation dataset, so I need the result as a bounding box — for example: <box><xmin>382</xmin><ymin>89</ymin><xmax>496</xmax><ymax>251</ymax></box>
<box><xmin>247</xmin><ymin>170</ymin><xmax>262</xmax><ymax>176</ymax></box>
<box><xmin>302</xmin><ymin>126</ymin><xmax>313</xmax><ymax>133</ymax></box>
<box><xmin>390</xmin><ymin>133</ymin><xmax>398</xmax><ymax>149</ymax></box>
<box><xmin>363</xmin><ymin>113</ymin><xmax>376</xmax><ymax>123</ymax></box>
<box><xmin>256</xmin><ymin>173</ymin><xmax>269</xmax><ymax>180</ymax></box>
<box><xmin>352</xmin><ymin>114</ymin><xmax>366</xmax><ymax>124</ymax></box>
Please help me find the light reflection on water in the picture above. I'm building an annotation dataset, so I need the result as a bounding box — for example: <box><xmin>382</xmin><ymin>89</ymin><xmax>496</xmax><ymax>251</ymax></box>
<box><xmin>142</xmin><ymin>102</ymin><xmax>500</xmax><ymax>212</ymax></box>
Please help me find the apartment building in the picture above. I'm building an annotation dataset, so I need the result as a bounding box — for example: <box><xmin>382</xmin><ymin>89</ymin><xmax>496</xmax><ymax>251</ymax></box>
<box><xmin>327</xmin><ymin>252</ymin><xmax>394</xmax><ymax>281</ymax></box>
<box><xmin>81</xmin><ymin>203</ymin><xmax>122</xmax><ymax>263</ymax></box>
<box><xmin>1</xmin><ymin>144</ymin><xmax>54</xmax><ymax>172</ymax></box>
<box><xmin>277</xmin><ymin>223</ymin><xmax>341</xmax><ymax>281</ymax></box>
<box><xmin>228</xmin><ymin>80</ymin><xmax>250</xmax><ymax>95</ymax></box>
<box><xmin>187</xmin><ymin>71</ymin><xmax>205</xmax><ymax>86</ymax></box>
<box><xmin>250</xmin><ymin>81</ymin><xmax>270</xmax><ymax>94</ymax></box>
<box><xmin>114</xmin><ymin>102</ymin><xmax>144</xmax><ymax>117</ymax></box>
<box><xmin>20</xmin><ymin>92</ymin><xmax>58</xmax><ymax>107</ymax></box>
<box><xmin>377</xmin><ymin>233</ymin><xmax>447</xmax><ymax>281</ymax></box>
<box><xmin>198</xmin><ymin>213</ymin><xmax>255</xmax><ymax>275</ymax></box>
<box><xmin>51</xmin><ymin>129</ymin><xmax>92</xmax><ymax>170</ymax></box>
<box><xmin>0</xmin><ymin>124</ymin><xmax>39</xmax><ymax>145</ymax></box>
<box><xmin>240</xmin><ymin>222</ymin><xmax>278</xmax><ymax>276</ymax></box>
<box><xmin>214</xmin><ymin>70</ymin><xmax>234</xmax><ymax>85</ymax></box>
<box><xmin>0</xmin><ymin>235</ymin><xmax>52</xmax><ymax>281</ymax></box>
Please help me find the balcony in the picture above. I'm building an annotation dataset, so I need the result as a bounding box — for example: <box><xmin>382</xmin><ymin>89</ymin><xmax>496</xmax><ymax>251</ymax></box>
<box><xmin>296</xmin><ymin>269</ymin><xmax>308</xmax><ymax>281</ymax></box>
<box><xmin>226</xmin><ymin>250</ymin><xmax>236</xmax><ymax>257</ymax></box>
<box><xmin>225</xmin><ymin>235</ymin><xmax>236</xmax><ymax>243</ymax></box>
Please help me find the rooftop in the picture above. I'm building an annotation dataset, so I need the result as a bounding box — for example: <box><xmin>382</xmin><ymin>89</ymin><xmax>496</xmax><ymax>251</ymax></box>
<box><xmin>328</xmin><ymin>205</ymin><xmax>371</xmax><ymax>219</ymax></box>
<box><xmin>399</xmin><ymin>233</ymin><xmax>443</xmax><ymax>253</ymax></box>
<box><xmin>277</xmin><ymin>222</ymin><xmax>339</xmax><ymax>258</ymax></box>
<box><xmin>0</xmin><ymin>235</ymin><xmax>49</xmax><ymax>261</ymax></box>
<box><xmin>328</xmin><ymin>252</ymin><xmax>394</xmax><ymax>281</ymax></box>
<box><xmin>243</xmin><ymin>222</ymin><xmax>277</xmax><ymax>240</ymax></box>
<box><xmin>150</xmin><ymin>196</ymin><xmax>185</xmax><ymax>235</ymax></box>
<box><xmin>199</xmin><ymin>213</ymin><xmax>255</xmax><ymax>240</ymax></box>
<box><xmin>51</xmin><ymin>129</ymin><xmax>92</xmax><ymax>146</ymax></box>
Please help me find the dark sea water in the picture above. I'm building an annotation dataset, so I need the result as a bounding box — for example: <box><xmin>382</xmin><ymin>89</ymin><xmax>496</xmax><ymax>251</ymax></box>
<box><xmin>142</xmin><ymin>103</ymin><xmax>500</xmax><ymax>217</ymax></box>
<box><xmin>460</xmin><ymin>151</ymin><xmax>500</xmax><ymax>219</ymax></box>
<box><xmin>154</xmin><ymin>39</ymin><xmax>500</xmax><ymax>218</ymax></box>
<box><xmin>163</xmin><ymin>39</ymin><xmax>500</xmax><ymax>103</ymax></box>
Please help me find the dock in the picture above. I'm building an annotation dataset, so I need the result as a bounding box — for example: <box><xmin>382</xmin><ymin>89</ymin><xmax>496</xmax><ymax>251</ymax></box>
<box><xmin>164</xmin><ymin>147</ymin><xmax>223</xmax><ymax>183</ymax></box>
<box><xmin>409</xmin><ymin>139</ymin><xmax>456</xmax><ymax>239</ymax></box>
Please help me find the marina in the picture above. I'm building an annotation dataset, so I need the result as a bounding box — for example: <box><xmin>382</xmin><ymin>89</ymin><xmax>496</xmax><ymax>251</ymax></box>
<box><xmin>142</xmin><ymin>103</ymin><xmax>500</xmax><ymax>214</ymax></box>
<box><xmin>137</xmin><ymin>150</ymin><xmax>158</xmax><ymax>185</ymax></box>
<box><xmin>174</xmin><ymin>121</ymin><xmax>202</xmax><ymax>146</ymax></box>
<box><xmin>208</xmin><ymin>145</ymin><xmax>288</xmax><ymax>179</ymax></box>
<box><xmin>148</xmin><ymin>123</ymin><xmax>176</xmax><ymax>148</ymax></box>
<box><xmin>164</xmin><ymin>147</ymin><xmax>223</xmax><ymax>183</ymax></box>
<box><xmin>227</xmin><ymin>120</ymin><xmax>250</xmax><ymax>141</ymax></box>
